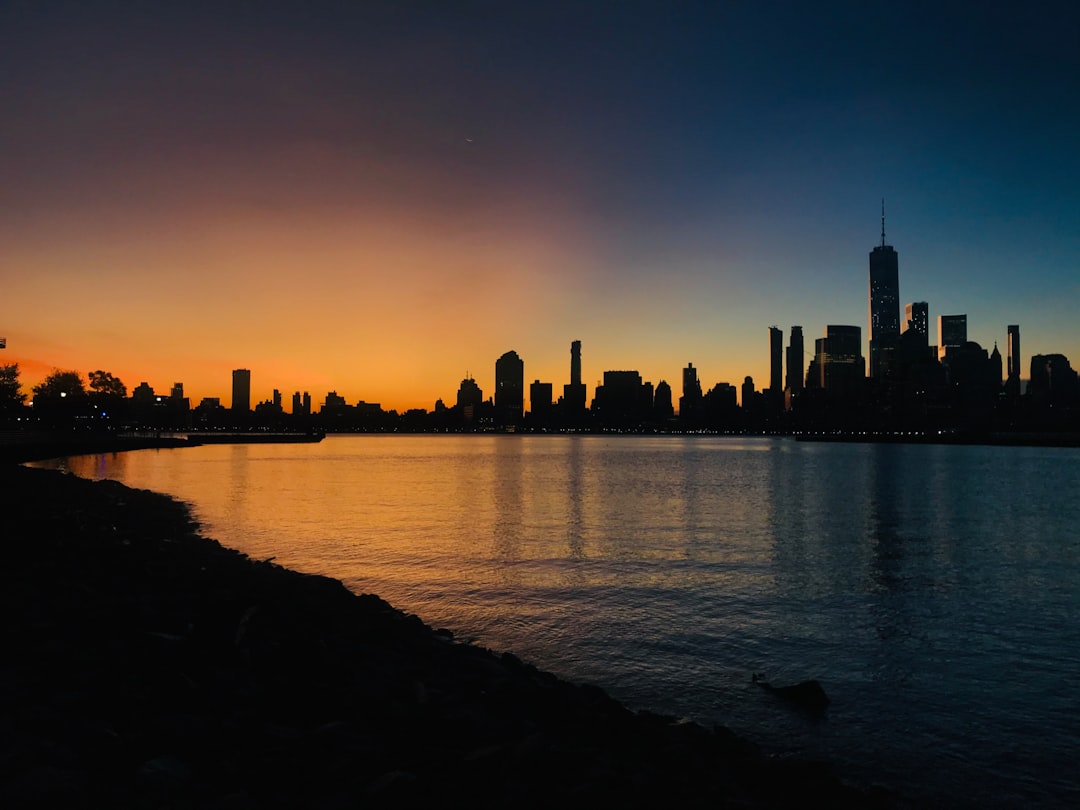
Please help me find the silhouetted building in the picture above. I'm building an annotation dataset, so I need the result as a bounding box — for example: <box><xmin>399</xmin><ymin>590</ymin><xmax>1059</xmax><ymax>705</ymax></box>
<box><xmin>131</xmin><ymin>382</ymin><xmax>155</xmax><ymax>405</ymax></box>
<box><xmin>232</xmin><ymin>369</ymin><xmax>251</xmax><ymax>412</ymax></box>
<box><xmin>680</xmin><ymin>362</ymin><xmax>703</xmax><ymax>422</ymax></box>
<box><xmin>904</xmin><ymin>302</ymin><xmax>928</xmax><ymax>340</ymax></box>
<box><xmin>562</xmin><ymin>340</ymin><xmax>587</xmax><ymax>423</ymax></box>
<box><xmin>768</xmin><ymin>326</ymin><xmax>783</xmax><ymax>396</ymax></box>
<box><xmin>704</xmin><ymin>382</ymin><xmax>740</xmax><ymax>428</ymax></box>
<box><xmin>811</xmin><ymin>325</ymin><xmax>865</xmax><ymax>394</ymax></box>
<box><xmin>170</xmin><ymin>383</ymin><xmax>184</xmax><ymax>400</ymax></box>
<box><xmin>592</xmin><ymin>370</ymin><xmax>652</xmax><ymax>428</ymax></box>
<box><xmin>495</xmin><ymin>350</ymin><xmax>524</xmax><ymax>425</ymax></box>
<box><xmin>322</xmin><ymin>391</ymin><xmax>348</xmax><ymax>415</ymax></box>
<box><xmin>741</xmin><ymin>376</ymin><xmax>756</xmax><ymax>409</ymax></box>
<box><xmin>1006</xmin><ymin>324</ymin><xmax>1022</xmax><ymax>400</ymax></box>
<box><xmin>193</xmin><ymin>397</ymin><xmax>226</xmax><ymax>427</ymax></box>
<box><xmin>785</xmin><ymin>326</ymin><xmax>804</xmax><ymax>395</ymax></box>
<box><xmin>938</xmin><ymin>315</ymin><xmax>967</xmax><ymax>361</ymax></box>
<box><xmin>869</xmin><ymin>202</ymin><xmax>901</xmax><ymax>379</ymax></box>
<box><xmin>654</xmin><ymin>380</ymin><xmax>674</xmax><ymax>421</ymax></box>
<box><xmin>291</xmin><ymin>391</ymin><xmax>302</xmax><ymax>415</ymax></box>
<box><xmin>455</xmin><ymin>375</ymin><xmax>483</xmax><ymax>423</ymax></box>
<box><xmin>302</xmin><ymin>391</ymin><xmax>311</xmax><ymax>415</ymax></box>
<box><xmin>529</xmin><ymin>380</ymin><xmax>553</xmax><ymax>422</ymax></box>
<box><xmin>1029</xmin><ymin>354</ymin><xmax>1078</xmax><ymax>407</ymax></box>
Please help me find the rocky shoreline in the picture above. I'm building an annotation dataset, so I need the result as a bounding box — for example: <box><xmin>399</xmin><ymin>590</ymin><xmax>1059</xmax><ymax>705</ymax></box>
<box><xmin>1</xmin><ymin>460</ymin><xmax>897</xmax><ymax>808</ymax></box>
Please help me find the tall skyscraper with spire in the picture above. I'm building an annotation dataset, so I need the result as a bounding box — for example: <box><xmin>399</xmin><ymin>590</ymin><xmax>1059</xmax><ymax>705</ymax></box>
<box><xmin>868</xmin><ymin>200</ymin><xmax>900</xmax><ymax>379</ymax></box>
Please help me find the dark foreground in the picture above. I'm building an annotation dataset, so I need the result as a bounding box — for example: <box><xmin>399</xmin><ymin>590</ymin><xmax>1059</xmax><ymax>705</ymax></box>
<box><xmin>0</xmin><ymin>463</ymin><xmax>896</xmax><ymax>808</ymax></box>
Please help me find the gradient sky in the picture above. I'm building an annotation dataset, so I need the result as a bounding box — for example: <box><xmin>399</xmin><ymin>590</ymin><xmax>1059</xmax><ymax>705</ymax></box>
<box><xmin>3</xmin><ymin>1</ymin><xmax>1078</xmax><ymax>411</ymax></box>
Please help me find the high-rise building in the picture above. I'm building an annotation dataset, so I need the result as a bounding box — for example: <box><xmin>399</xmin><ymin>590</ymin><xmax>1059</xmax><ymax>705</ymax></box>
<box><xmin>529</xmin><ymin>379</ymin><xmax>552</xmax><ymax>416</ymax></box>
<box><xmin>768</xmin><ymin>327</ymin><xmax>783</xmax><ymax>394</ymax></box>
<box><xmin>495</xmin><ymin>350</ymin><xmax>524</xmax><ymax>425</ymax></box>
<box><xmin>868</xmin><ymin>201</ymin><xmax>901</xmax><ymax>379</ymax></box>
<box><xmin>785</xmin><ymin>326</ymin><xmax>804</xmax><ymax>394</ymax></box>
<box><xmin>814</xmin><ymin>325</ymin><xmax>865</xmax><ymax>393</ymax></box>
<box><xmin>291</xmin><ymin>391</ymin><xmax>302</xmax><ymax>414</ymax></box>
<box><xmin>741</xmin><ymin>376</ymin><xmax>756</xmax><ymax>409</ymax></box>
<box><xmin>904</xmin><ymin>302</ymin><xmax>929</xmax><ymax>341</ymax></box>
<box><xmin>592</xmin><ymin>370</ymin><xmax>652</xmax><ymax>426</ymax></box>
<box><xmin>1007</xmin><ymin>325</ymin><xmax>1021</xmax><ymax>381</ymax></box>
<box><xmin>562</xmin><ymin>340</ymin><xmax>587</xmax><ymax>420</ymax></box>
<box><xmin>680</xmin><ymin>362</ymin><xmax>703</xmax><ymax>420</ymax></box>
<box><xmin>231</xmin><ymin>369</ymin><xmax>251</xmax><ymax>412</ymax></box>
<box><xmin>938</xmin><ymin>314</ymin><xmax>967</xmax><ymax>361</ymax></box>
<box><xmin>455</xmin><ymin>376</ymin><xmax>483</xmax><ymax>409</ymax></box>
<box><xmin>654</xmin><ymin>380</ymin><xmax>674</xmax><ymax>420</ymax></box>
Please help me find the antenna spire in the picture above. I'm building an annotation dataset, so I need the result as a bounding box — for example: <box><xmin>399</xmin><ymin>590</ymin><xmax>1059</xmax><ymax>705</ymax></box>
<box><xmin>880</xmin><ymin>198</ymin><xmax>886</xmax><ymax>247</ymax></box>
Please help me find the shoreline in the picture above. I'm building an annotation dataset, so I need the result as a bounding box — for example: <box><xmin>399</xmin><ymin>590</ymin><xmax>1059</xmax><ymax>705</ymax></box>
<box><xmin>0</xmin><ymin>460</ymin><xmax>896</xmax><ymax>807</ymax></box>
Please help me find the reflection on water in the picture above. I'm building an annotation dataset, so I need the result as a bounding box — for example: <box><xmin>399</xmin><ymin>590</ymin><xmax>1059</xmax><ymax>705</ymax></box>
<box><xmin>36</xmin><ymin>435</ymin><xmax>1080</xmax><ymax>808</ymax></box>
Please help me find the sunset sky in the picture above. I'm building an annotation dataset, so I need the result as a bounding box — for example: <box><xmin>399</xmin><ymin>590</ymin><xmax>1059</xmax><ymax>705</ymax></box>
<box><xmin>3</xmin><ymin>1</ymin><xmax>1078</xmax><ymax>411</ymax></box>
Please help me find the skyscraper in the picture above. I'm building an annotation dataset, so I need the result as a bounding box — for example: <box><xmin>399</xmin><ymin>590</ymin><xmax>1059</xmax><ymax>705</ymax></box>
<box><xmin>938</xmin><ymin>314</ymin><xmax>967</xmax><ymax>361</ymax></box>
<box><xmin>814</xmin><ymin>325</ymin><xmax>864</xmax><ymax>394</ymax></box>
<box><xmin>562</xmin><ymin>340</ymin><xmax>587</xmax><ymax>420</ymax></box>
<box><xmin>868</xmin><ymin>201</ymin><xmax>900</xmax><ymax>379</ymax></box>
<box><xmin>785</xmin><ymin>326</ymin><xmax>804</xmax><ymax>394</ymax></box>
<box><xmin>904</xmin><ymin>302</ymin><xmax>929</xmax><ymax>341</ymax></box>
<box><xmin>231</xmin><ymin>369</ymin><xmax>251</xmax><ymax>412</ymax></box>
<box><xmin>1007</xmin><ymin>325</ymin><xmax>1021</xmax><ymax>381</ymax></box>
<box><xmin>680</xmin><ymin>362</ymin><xmax>703</xmax><ymax>420</ymax></box>
<box><xmin>495</xmin><ymin>350</ymin><xmax>524</xmax><ymax>425</ymax></box>
<box><xmin>768</xmin><ymin>326</ymin><xmax>783</xmax><ymax>394</ymax></box>
<box><xmin>529</xmin><ymin>379</ymin><xmax>553</xmax><ymax>417</ymax></box>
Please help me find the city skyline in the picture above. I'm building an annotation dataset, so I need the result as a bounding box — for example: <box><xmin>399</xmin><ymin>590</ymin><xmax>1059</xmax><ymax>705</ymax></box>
<box><xmin>3</xmin><ymin>2</ymin><xmax>1078</xmax><ymax>411</ymax></box>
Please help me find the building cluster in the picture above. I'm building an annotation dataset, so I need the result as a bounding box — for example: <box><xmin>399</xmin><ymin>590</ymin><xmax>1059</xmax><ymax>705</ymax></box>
<box><xmin>13</xmin><ymin>210</ymin><xmax>1078</xmax><ymax>435</ymax></box>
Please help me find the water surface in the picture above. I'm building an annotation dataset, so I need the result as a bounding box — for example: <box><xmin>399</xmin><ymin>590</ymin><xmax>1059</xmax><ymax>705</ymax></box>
<box><xmin>42</xmin><ymin>435</ymin><xmax>1080</xmax><ymax>807</ymax></box>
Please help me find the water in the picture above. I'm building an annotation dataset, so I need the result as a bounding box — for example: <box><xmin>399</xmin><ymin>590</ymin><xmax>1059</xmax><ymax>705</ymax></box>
<box><xmin>37</xmin><ymin>435</ymin><xmax>1080</xmax><ymax>807</ymax></box>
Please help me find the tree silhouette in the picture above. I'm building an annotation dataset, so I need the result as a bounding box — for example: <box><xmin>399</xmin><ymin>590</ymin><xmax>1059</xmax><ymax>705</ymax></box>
<box><xmin>32</xmin><ymin>370</ymin><xmax>86</xmax><ymax>401</ymax></box>
<box><xmin>88</xmin><ymin>370</ymin><xmax>127</xmax><ymax>398</ymax></box>
<box><xmin>0</xmin><ymin>363</ymin><xmax>28</xmax><ymax>412</ymax></box>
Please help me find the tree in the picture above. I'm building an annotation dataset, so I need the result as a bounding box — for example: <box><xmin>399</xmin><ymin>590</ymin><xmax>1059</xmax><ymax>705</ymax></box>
<box><xmin>0</xmin><ymin>363</ymin><xmax>28</xmax><ymax>411</ymax></box>
<box><xmin>88</xmin><ymin>370</ymin><xmax>127</xmax><ymax>398</ymax></box>
<box><xmin>32</xmin><ymin>370</ymin><xmax>86</xmax><ymax>401</ymax></box>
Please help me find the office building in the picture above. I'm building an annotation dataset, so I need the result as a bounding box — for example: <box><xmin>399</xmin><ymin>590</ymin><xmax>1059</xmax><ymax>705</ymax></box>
<box><xmin>562</xmin><ymin>340</ymin><xmax>587</xmax><ymax>420</ymax></box>
<box><xmin>938</xmin><ymin>315</ymin><xmax>967</xmax><ymax>361</ymax></box>
<box><xmin>768</xmin><ymin>326</ymin><xmax>783</xmax><ymax>395</ymax></box>
<box><xmin>455</xmin><ymin>376</ymin><xmax>483</xmax><ymax>409</ymax></box>
<box><xmin>232</xmin><ymin>369</ymin><xmax>251</xmax><ymax>412</ymax></box>
<box><xmin>811</xmin><ymin>325</ymin><xmax>865</xmax><ymax>394</ymax></box>
<box><xmin>904</xmin><ymin>302</ymin><xmax>929</xmax><ymax>341</ymax></box>
<box><xmin>681</xmin><ymin>362</ymin><xmax>703</xmax><ymax>418</ymax></box>
<box><xmin>530</xmin><ymin>379</ymin><xmax>553</xmax><ymax>417</ymax></box>
<box><xmin>1007</xmin><ymin>325</ymin><xmax>1021</xmax><ymax>381</ymax></box>
<box><xmin>868</xmin><ymin>202</ymin><xmax>901</xmax><ymax>378</ymax></box>
<box><xmin>592</xmin><ymin>370</ymin><xmax>652</xmax><ymax>426</ymax></box>
<box><xmin>785</xmin><ymin>326</ymin><xmax>804</xmax><ymax>394</ymax></box>
<box><xmin>654</xmin><ymin>380</ymin><xmax>674</xmax><ymax>420</ymax></box>
<box><xmin>495</xmin><ymin>350</ymin><xmax>524</xmax><ymax>424</ymax></box>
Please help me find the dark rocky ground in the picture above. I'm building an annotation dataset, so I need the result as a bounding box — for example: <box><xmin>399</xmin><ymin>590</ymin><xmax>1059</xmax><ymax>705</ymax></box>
<box><xmin>0</xmin><ymin>459</ymin><xmax>898</xmax><ymax>808</ymax></box>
